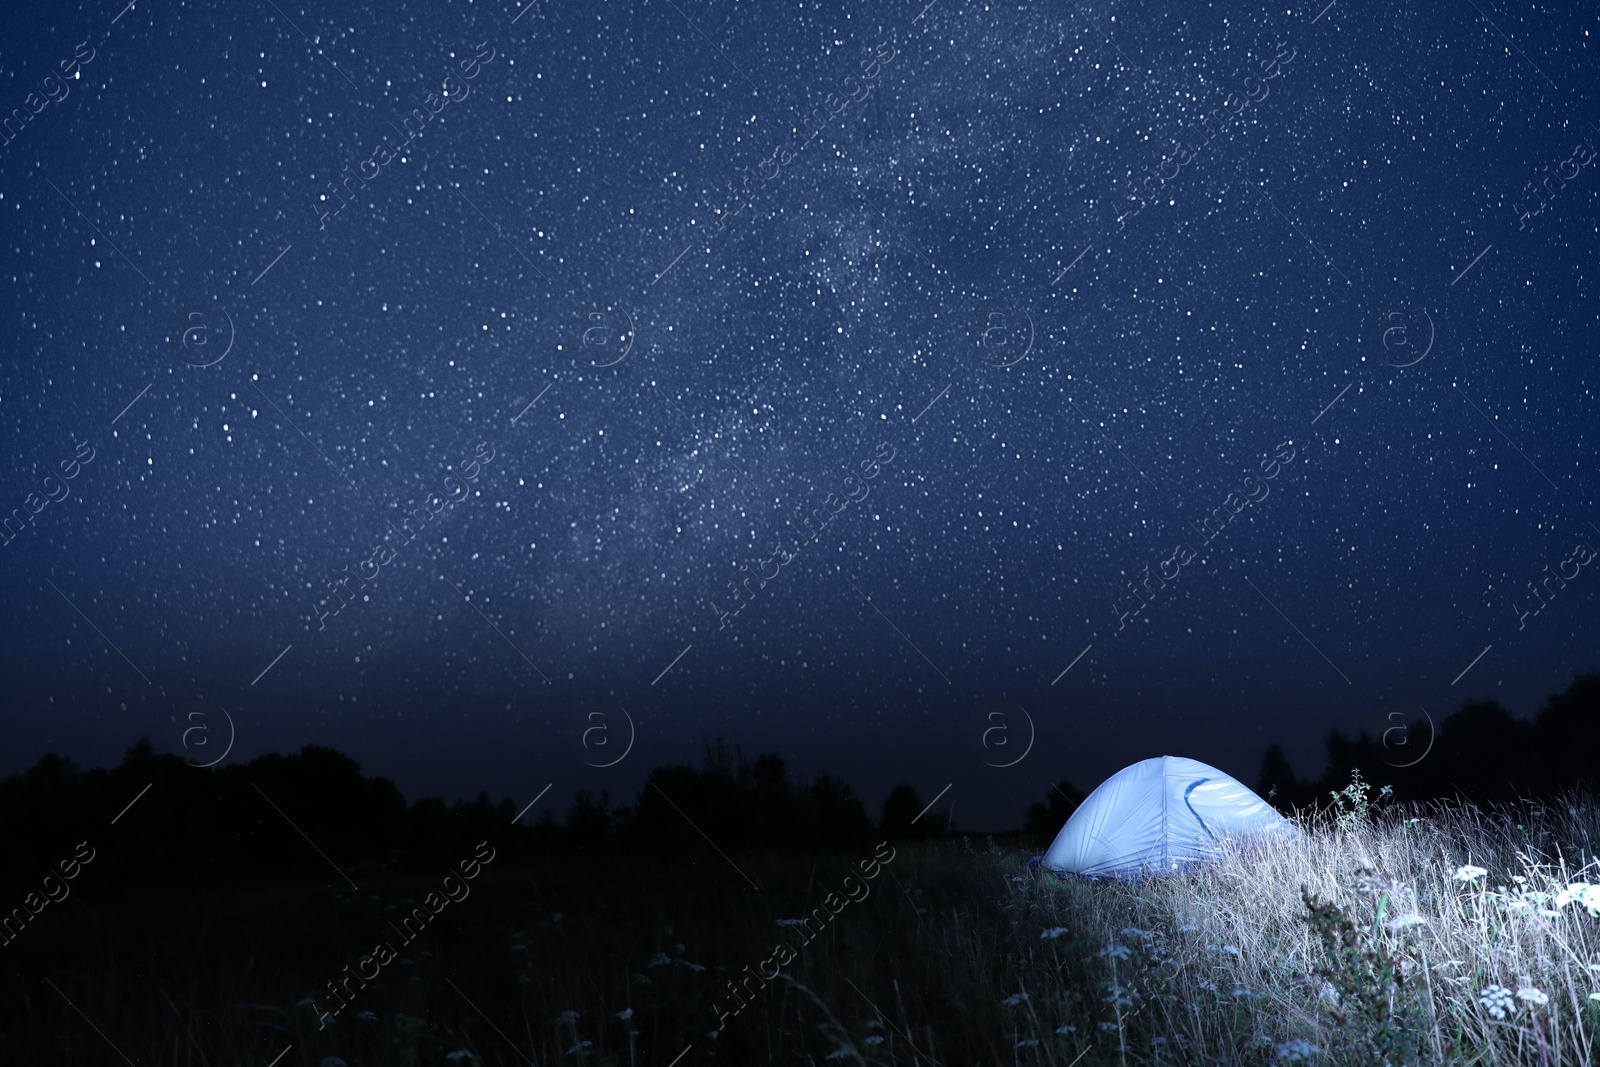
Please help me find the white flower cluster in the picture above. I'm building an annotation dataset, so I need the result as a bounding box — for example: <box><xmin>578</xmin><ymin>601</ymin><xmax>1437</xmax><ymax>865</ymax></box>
<box><xmin>1274</xmin><ymin>1038</ymin><xmax>1321</xmax><ymax>1063</ymax></box>
<box><xmin>1516</xmin><ymin>984</ymin><xmax>1550</xmax><ymax>1008</ymax></box>
<box><xmin>1478</xmin><ymin>984</ymin><xmax>1515</xmax><ymax>1020</ymax></box>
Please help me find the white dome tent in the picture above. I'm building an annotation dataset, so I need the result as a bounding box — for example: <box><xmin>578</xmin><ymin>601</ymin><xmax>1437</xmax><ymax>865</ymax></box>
<box><xmin>1040</xmin><ymin>755</ymin><xmax>1297</xmax><ymax>879</ymax></box>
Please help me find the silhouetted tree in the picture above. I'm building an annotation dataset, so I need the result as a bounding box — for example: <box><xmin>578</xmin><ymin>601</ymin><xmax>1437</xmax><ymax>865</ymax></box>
<box><xmin>564</xmin><ymin>790</ymin><xmax>613</xmax><ymax>851</ymax></box>
<box><xmin>615</xmin><ymin>737</ymin><xmax>873</xmax><ymax>853</ymax></box>
<box><xmin>1535</xmin><ymin>673</ymin><xmax>1600</xmax><ymax>792</ymax></box>
<box><xmin>742</xmin><ymin>752</ymin><xmax>796</xmax><ymax>840</ymax></box>
<box><xmin>625</xmin><ymin>760</ymin><xmax>741</xmax><ymax>853</ymax></box>
<box><xmin>880</xmin><ymin>783</ymin><xmax>949</xmax><ymax>839</ymax></box>
<box><xmin>795</xmin><ymin>773</ymin><xmax>872</xmax><ymax>850</ymax></box>
<box><xmin>1024</xmin><ymin>779</ymin><xmax>1085</xmax><ymax>845</ymax></box>
<box><xmin>1255</xmin><ymin>744</ymin><xmax>1315</xmax><ymax>810</ymax></box>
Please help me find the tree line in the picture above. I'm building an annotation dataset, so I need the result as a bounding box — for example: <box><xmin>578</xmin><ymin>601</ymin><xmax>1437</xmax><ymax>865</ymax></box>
<box><xmin>1256</xmin><ymin>671</ymin><xmax>1600</xmax><ymax>809</ymax></box>
<box><xmin>0</xmin><ymin>738</ymin><xmax>956</xmax><ymax>900</ymax></box>
<box><xmin>1</xmin><ymin>672</ymin><xmax>1592</xmax><ymax>899</ymax></box>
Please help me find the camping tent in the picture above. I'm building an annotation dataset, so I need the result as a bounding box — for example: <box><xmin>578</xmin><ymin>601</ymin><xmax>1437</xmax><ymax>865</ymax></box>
<box><xmin>1040</xmin><ymin>755</ymin><xmax>1296</xmax><ymax>879</ymax></box>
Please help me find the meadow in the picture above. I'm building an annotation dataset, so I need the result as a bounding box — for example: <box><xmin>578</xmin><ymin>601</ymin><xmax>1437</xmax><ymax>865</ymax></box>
<box><xmin>6</xmin><ymin>774</ymin><xmax>1599</xmax><ymax>1066</ymax></box>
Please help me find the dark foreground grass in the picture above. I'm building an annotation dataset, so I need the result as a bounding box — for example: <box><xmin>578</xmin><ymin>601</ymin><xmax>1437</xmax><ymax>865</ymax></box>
<box><xmin>4</xmin><ymin>840</ymin><xmax>1039</xmax><ymax>1066</ymax></box>
<box><xmin>5</xmin><ymin>792</ymin><xmax>1600</xmax><ymax>1066</ymax></box>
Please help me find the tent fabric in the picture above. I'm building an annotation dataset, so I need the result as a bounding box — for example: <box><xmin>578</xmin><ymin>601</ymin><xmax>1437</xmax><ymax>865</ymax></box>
<box><xmin>1041</xmin><ymin>755</ymin><xmax>1296</xmax><ymax>879</ymax></box>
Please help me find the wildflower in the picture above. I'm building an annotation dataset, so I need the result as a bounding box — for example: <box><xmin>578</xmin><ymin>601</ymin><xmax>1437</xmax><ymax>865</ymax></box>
<box><xmin>1040</xmin><ymin>927</ymin><xmax>1070</xmax><ymax>939</ymax></box>
<box><xmin>1098</xmin><ymin>944</ymin><xmax>1132</xmax><ymax>960</ymax></box>
<box><xmin>1516</xmin><ymin>985</ymin><xmax>1550</xmax><ymax>1008</ymax></box>
<box><xmin>1055</xmin><ymin>1024</ymin><xmax>1077</xmax><ymax>1034</ymax></box>
<box><xmin>1197</xmin><ymin>980</ymin><xmax>1218</xmax><ymax>992</ymax></box>
<box><xmin>1177</xmin><ymin>924</ymin><xmax>1198</xmax><ymax>933</ymax></box>
<box><xmin>566</xmin><ymin>1041</ymin><xmax>593</xmax><ymax>1055</ymax></box>
<box><xmin>1001</xmin><ymin>993</ymin><xmax>1029</xmax><ymax>1006</ymax></box>
<box><xmin>863</xmin><ymin>1035</ymin><xmax>885</xmax><ymax>1045</ymax></box>
<box><xmin>646</xmin><ymin>952</ymin><xmax>671</xmax><ymax>967</ymax></box>
<box><xmin>355</xmin><ymin>1010</ymin><xmax>377</xmax><ymax>1022</ymax></box>
<box><xmin>1479</xmin><ymin>984</ymin><xmax>1515</xmax><ymax>1020</ymax></box>
<box><xmin>1119</xmin><ymin>926</ymin><xmax>1150</xmax><ymax>939</ymax></box>
<box><xmin>1387</xmin><ymin>913</ymin><xmax>1428</xmax><ymax>929</ymax></box>
<box><xmin>616</xmin><ymin>1008</ymin><xmax>634</xmax><ymax>1020</ymax></box>
<box><xmin>1275</xmin><ymin>1039</ymin><xmax>1320</xmax><ymax>1063</ymax></box>
<box><xmin>446</xmin><ymin>1054</ymin><xmax>480</xmax><ymax>1065</ymax></box>
<box><xmin>1454</xmin><ymin>865</ymin><xmax>1488</xmax><ymax>883</ymax></box>
<box><xmin>1014</xmin><ymin>1039</ymin><xmax>1041</xmax><ymax>1049</ymax></box>
<box><xmin>1098</xmin><ymin>1021</ymin><xmax>1119</xmax><ymax>1032</ymax></box>
<box><xmin>1205</xmin><ymin>943</ymin><xmax>1240</xmax><ymax>956</ymax></box>
<box><xmin>1556</xmin><ymin>883</ymin><xmax>1600</xmax><ymax>916</ymax></box>
<box><xmin>825</xmin><ymin>1047</ymin><xmax>855</xmax><ymax>1060</ymax></box>
<box><xmin>320</xmin><ymin>1060</ymin><xmax>348</xmax><ymax>1067</ymax></box>
<box><xmin>678</xmin><ymin>960</ymin><xmax>707</xmax><ymax>972</ymax></box>
<box><xmin>557</xmin><ymin>1011</ymin><xmax>581</xmax><ymax>1024</ymax></box>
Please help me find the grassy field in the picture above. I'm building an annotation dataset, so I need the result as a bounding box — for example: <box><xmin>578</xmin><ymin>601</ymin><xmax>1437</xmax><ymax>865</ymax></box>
<box><xmin>6</xmin><ymin>783</ymin><xmax>1600</xmax><ymax>1066</ymax></box>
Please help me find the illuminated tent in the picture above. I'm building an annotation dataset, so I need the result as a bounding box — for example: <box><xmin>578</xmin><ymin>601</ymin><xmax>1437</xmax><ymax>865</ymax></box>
<box><xmin>1040</xmin><ymin>755</ymin><xmax>1297</xmax><ymax>879</ymax></box>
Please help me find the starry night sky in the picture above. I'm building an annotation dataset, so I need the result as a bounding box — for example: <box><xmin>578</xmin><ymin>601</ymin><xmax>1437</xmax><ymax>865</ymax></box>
<box><xmin>2</xmin><ymin>0</ymin><xmax>1596</xmax><ymax>831</ymax></box>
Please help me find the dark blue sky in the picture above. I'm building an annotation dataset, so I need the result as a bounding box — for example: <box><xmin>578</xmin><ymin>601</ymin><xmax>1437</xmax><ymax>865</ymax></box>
<box><xmin>3</xmin><ymin>0</ymin><xmax>1596</xmax><ymax>830</ymax></box>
